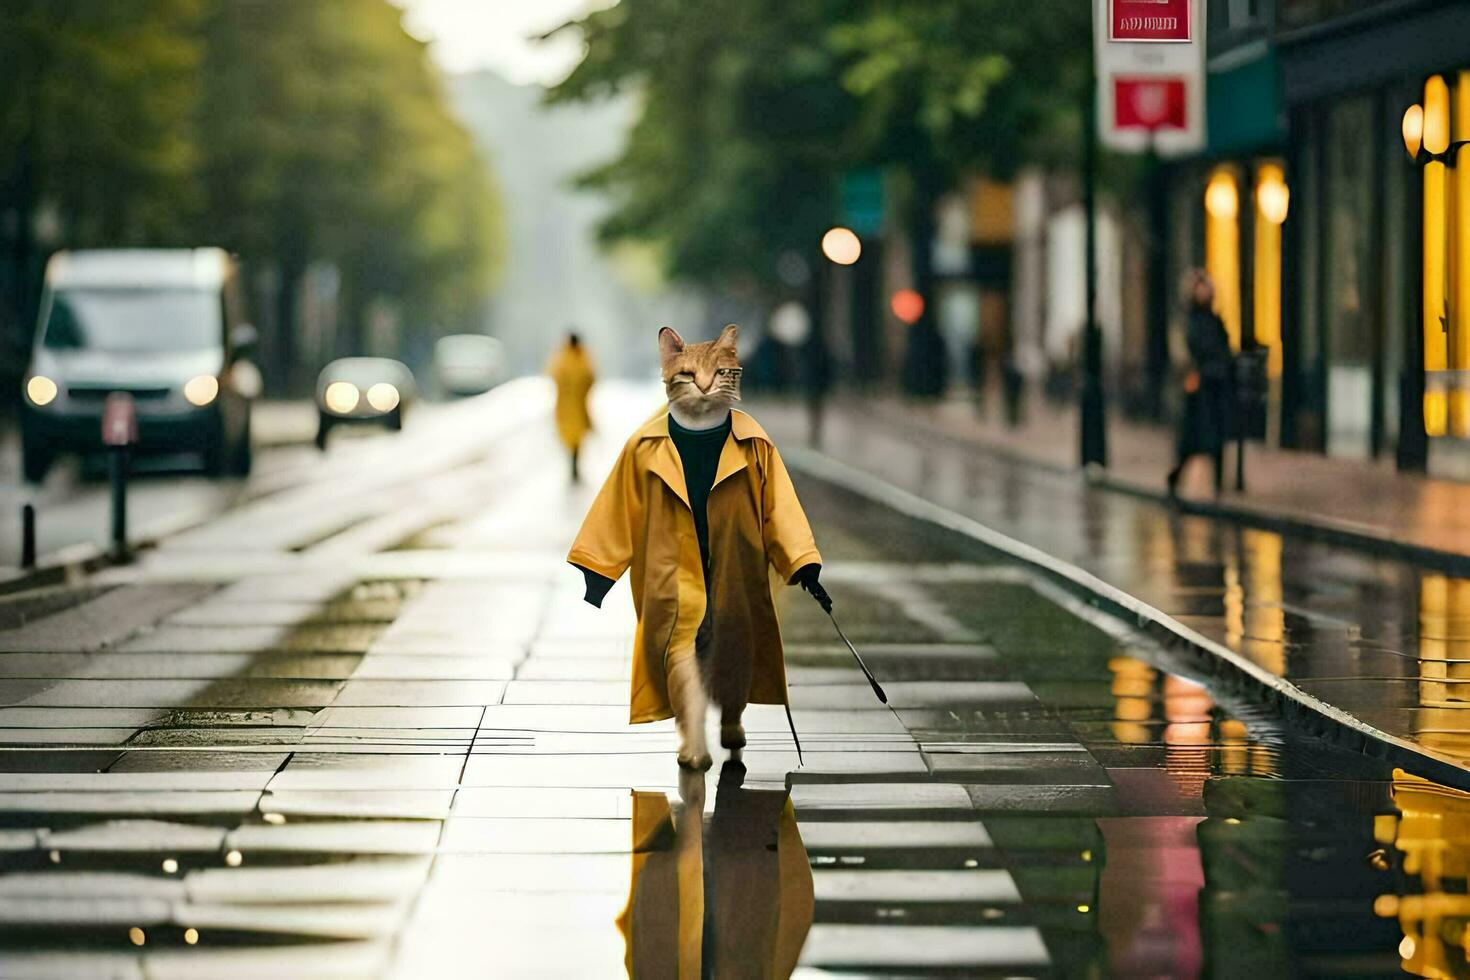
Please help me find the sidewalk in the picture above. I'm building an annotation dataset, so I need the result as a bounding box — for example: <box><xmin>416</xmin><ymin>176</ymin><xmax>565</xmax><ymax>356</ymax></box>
<box><xmin>0</xmin><ymin>380</ymin><xmax>1456</xmax><ymax>976</ymax></box>
<box><xmin>757</xmin><ymin>395</ymin><xmax>1470</xmax><ymax>792</ymax></box>
<box><xmin>870</xmin><ymin>394</ymin><xmax>1470</xmax><ymax>571</ymax></box>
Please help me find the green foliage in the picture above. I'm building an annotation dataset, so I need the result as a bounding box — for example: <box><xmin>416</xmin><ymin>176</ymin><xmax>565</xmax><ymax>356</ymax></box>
<box><xmin>1</xmin><ymin>0</ymin><xmax>501</xmax><ymax>347</ymax></box>
<box><xmin>194</xmin><ymin>0</ymin><xmax>503</xmax><ymax>330</ymax></box>
<box><xmin>0</xmin><ymin>0</ymin><xmax>204</xmax><ymax>243</ymax></box>
<box><xmin>550</xmin><ymin>0</ymin><xmax>1091</xmax><ymax>296</ymax></box>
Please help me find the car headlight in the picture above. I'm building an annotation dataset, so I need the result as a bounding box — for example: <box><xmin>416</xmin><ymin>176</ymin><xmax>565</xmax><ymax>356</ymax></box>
<box><xmin>366</xmin><ymin>382</ymin><xmax>400</xmax><ymax>412</ymax></box>
<box><xmin>324</xmin><ymin>381</ymin><xmax>360</xmax><ymax>414</ymax></box>
<box><xmin>25</xmin><ymin>376</ymin><xmax>58</xmax><ymax>407</ymax></box>
<box><xmin>183</xmin><ymin>375</ymin><xmax>219</xmax><ymax>407</ymax></box>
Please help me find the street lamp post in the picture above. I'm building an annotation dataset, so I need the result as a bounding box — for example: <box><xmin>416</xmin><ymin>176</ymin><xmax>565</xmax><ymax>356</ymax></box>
<box><xmin>1397</xmin><ymin>97</ymin><xmax>1465</xmax><ymax>472</ymax></box>
<box><xmin>1080</xmin><ymin>63</ymin><xmax>1108</xmax><ymax>469</ymax></box>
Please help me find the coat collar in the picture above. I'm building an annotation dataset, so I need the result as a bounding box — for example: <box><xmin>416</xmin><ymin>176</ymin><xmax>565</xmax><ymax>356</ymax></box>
<box><xmin>637</xmin><ymin>408</ymin><xmax>768</xmax><ymax>509</ymax></box>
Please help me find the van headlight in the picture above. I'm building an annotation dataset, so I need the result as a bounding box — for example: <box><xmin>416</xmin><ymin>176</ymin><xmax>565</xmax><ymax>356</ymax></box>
<box><xmin>366</xmin><ymin>383</ymin><xmax>400</xmax><ymax>413</ymax></box>
<box><xmin>324</xmin><ymin>381</ymin><xmax>360</xmax><ymax>414</ymax></box>
<box><xmin>184</xmin><ymin>375</ymin><xmax>219</xmax><ymax>407</ymax></box>
<box><xmin>25</xmin><ymin>376</ymin><xmax>58</xmax><ymax>407</ymax></box>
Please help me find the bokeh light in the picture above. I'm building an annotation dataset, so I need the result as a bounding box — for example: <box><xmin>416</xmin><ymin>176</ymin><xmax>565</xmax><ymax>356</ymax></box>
<box><xmin>891</xmin><ymin>288</ymin><xmax>924</xmax><ymax>325</ymax></box>
<box><xmin>821</xmin><ymin>227</ymin><xmax>861</xmax><ymax>265</ymax></box>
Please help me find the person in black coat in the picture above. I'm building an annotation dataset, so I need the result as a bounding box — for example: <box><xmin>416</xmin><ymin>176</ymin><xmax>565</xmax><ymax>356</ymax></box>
<box><xmin>1167</xmin><ymin>271</ymin><xmax>1234</xmax><ymax>497</ymax></box>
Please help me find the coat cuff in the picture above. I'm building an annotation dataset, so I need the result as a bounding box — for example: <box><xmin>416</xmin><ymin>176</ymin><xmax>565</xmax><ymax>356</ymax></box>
<box><xmin>573</xmin><ymin>563</ymin><xmax>616</xmax><ymax>608</ymax></box>
<box><xmin>777</xmin><ymin>549</ymin><xmax>823</xmax><ymax>585</ymax></box>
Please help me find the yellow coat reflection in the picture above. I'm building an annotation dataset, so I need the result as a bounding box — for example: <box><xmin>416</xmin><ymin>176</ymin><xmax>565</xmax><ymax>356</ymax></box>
<box><xmin>547</xmin><ymin>340</ymin><xmax>595</xmax><ymax>451</ymax></box>
<box><xmin>567</xmin><ymin>409</ymin><xmax>821</xmax><ymax>724</ymax></box>
<box><xmin>619</xmin><ymin>763</ymin><xmax>814</xmax><ymax>979</ymax></box>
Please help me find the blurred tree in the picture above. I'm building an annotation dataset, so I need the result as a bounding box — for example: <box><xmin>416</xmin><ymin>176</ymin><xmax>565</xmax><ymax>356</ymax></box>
<box><xmin>0</xmin><ymin>0</ymin><xmax>501</xmax><ymax>399</ymax></box>
<box><xmin>548</xmin><ymin>0</ymin><xmax>860</xmax><ymax>298</ymax></box>
<box><xmin>197</xmin><ymin>0</ymin><xmax>502</xmax><ymax>388</ymax></box>
<box><xmin>0</xmin><ymin>0</ymin><xmax>202</xmax><ymax>362</ymax></box>
<box><xmin>550</xmin><ymin>0</ymin><xmax>1091</xmax><ymax>393</ymax></box>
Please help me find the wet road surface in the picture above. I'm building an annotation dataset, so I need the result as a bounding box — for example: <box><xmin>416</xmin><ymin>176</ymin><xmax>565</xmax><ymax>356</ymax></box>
<box><xmin>0</xmin><ymin>383</ymin><xmax>1460</xmax><ymax>977</ymax></box>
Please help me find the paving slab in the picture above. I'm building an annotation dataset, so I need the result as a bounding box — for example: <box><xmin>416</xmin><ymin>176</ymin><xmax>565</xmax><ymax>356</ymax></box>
<box><xmin>812</xmin><ymin>868</ymin><xmax>1022</xmax><ymax>903</ymax></box>
<box><xmin>801</xmin><ymin>923</ymin><xmax>1050</xmax><ymax>969</ymax></box>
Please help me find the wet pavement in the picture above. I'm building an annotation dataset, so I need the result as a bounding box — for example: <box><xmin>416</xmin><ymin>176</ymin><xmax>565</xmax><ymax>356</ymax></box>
<box><xmin>756</xmin><ymin>400</ymin><xmax>1470</xmax><ymax>792</ymax></box>
<box><xmin>0</xmin><ymin>382</ymin><xmax>1466</xmax><ymax>976</ymax></box>
<box><xmin>0</xmin><ymin>402</ymin><xmax>320</xmax><ymax>577</ymax></box>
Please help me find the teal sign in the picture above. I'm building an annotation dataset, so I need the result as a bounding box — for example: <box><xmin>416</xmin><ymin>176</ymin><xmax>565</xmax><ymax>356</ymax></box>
<box><xmin>840</xmin><ymin>169</ymin><xmax>884</xmax><ymax>237</ymax></box>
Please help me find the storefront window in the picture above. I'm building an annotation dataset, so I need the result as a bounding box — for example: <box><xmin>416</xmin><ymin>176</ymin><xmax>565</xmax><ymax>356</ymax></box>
<box><xmin>1324</xmin><ymin>95</ymin><xmax>1376</xmax><ymax>456</ymax></box>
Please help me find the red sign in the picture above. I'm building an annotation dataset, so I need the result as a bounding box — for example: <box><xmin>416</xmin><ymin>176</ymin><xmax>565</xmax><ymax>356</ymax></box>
<box><xmin>1114</xmin><ymin>77</ymin><xmax>1187</xmax><ymax>131</ymax></box>
<box><xmin>102</xmin><ymin>392</ymin><xmax>138</xmax><ymax>447</ymax></box>
<box><xmin>1110</xmin><ymin>0</ymin><xmax>1191</xmax><ymax>41</ymax></box>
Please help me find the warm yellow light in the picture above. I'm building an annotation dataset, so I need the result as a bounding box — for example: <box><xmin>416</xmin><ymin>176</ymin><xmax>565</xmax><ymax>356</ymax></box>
<box><xmin>161</xmin><ymin>858</ymin><xmax>179</xmax><ymax>874</ymax></box>
<box><xmin>366</xmin><ymin>382</ymin><xmax>400</xmax><ymax>413</ymax></box>
<box><xmin>1076</xmin><ymin>904</ymin><xmax>1091</xmax><ymax>914</ymax></box>
<box><xmin>1425</xmin><ymin>76</ymin><xmax>1451</xmax><ymax>155</ymax></box>
<box><xmin>1205</xmin><ymin>172</ymin><xmax>1239</xmax><ymax>220</ymax></box>
<box><xmin>224</xmin><ymin>849</ymin><xmax>243</xmax><ymax>867</ymax></box>
<box><xmin>821</xmin><ymin>226</ymin><xmax>862</xmax><ymax>265</ymax></box>
<box><xmin>1256</xmin><ymin>167</ymin><xmax>1289</xmax><ymax>225</ymax></box>
<box><xmin>1400</xmin><ymin>934</ymin><xmax>1417</xmax><ymax>960</ymax></box>
<box><xmin>1403</xmin><ymin>103</ymin><xmax>1425</xmax><ymax>158</ymax></box>
<box><xmin>183</xmin><ymin>375</ymin><xmax>219</xmax><ymax>407</ymax></box>
<box><xmin>324</xmin><ymin>381</ymin><xmax>359</xmax><ymax>414</ymax></box>
<box><xmin>26</xmin><ymin>375</ymin><xmax>57</xmax><ymax>406</ymax></box>
<box><xmin>129</xmin><ymin>927</ymin><xmax>146</xmax><ymax>947</ymax></box>
<box><xmin>1205</xmin><ymin>167</ymin><xmax>1243</xmax><ymax>351</ymax></box>
<box><xmin>184</xmin><ymin>927</ymin><xmax>199</xmax><ymax>945</ymax></box>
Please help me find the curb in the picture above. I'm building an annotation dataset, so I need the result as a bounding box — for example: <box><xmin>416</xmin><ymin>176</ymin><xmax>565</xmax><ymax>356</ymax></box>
<box><xmin>786</xmin><ymin>446</ymin><xmax>1470</xmax><ymax>794</ymax></box>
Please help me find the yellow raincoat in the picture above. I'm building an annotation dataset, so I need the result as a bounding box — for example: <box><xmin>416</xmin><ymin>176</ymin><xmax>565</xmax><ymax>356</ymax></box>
<box><xmin>547</xmin><ymin>343</ymin><xmax>595</xmax><ymax>449</ymax></box>
<box><xmin>567</xmin><ymin>409</ymin><xmax>820</xmax><ymax>724</ymax></box>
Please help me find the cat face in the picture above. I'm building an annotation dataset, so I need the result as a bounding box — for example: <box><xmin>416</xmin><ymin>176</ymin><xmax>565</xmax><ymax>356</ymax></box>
<box><xmin>659</xmin><ymin>324</ymin><xmax>742</xmax><ymax>416</ymax></box>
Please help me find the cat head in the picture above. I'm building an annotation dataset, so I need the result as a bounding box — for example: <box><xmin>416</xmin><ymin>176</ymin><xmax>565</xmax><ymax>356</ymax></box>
<box><xmin>659</xmin><ymin>324</ymin><xmax>742</xmax><ymax>418</ymax></box>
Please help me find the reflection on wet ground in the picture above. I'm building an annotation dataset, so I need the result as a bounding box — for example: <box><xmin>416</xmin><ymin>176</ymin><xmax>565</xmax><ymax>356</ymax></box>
<box><xmin>7</xmin><ymin>388</ymin><xmax>1470</xmax><ymax>976</ymax></box>
<box><xmin>622</xmin><ymin>763</ymin><xmax>811</xmax><ymax>978</ymax></box>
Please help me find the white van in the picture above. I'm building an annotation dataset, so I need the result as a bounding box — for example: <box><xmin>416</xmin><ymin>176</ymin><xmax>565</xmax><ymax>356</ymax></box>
<box><xmin>19</xmin><ymin>248</ymin><xmax>258</xmax><ymax>482</ymax></box>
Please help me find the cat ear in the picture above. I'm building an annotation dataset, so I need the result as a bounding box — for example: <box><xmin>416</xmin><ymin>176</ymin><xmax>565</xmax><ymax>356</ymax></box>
<box><xmin>716</xmin><ymin>323</ymin><xmax>739</xmax><ymax>350</ymax></box>
<box><xmin>658</xmin><ymin>326</ymin><xmax>685</xmax><ymax>360</ymax></box>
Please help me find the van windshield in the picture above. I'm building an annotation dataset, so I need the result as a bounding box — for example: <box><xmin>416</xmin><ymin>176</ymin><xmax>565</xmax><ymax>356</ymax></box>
<box><xmin>41</xmin><ymin>287</ymin><xmax>221</xmax><ymax>353</ymax></box>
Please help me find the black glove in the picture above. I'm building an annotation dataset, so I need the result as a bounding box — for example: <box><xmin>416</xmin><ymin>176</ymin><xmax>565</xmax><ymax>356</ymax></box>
<box><xmin>791</xmin><ymin>563</ymin><xmax>832</xmax><ymax>613</ymax></box>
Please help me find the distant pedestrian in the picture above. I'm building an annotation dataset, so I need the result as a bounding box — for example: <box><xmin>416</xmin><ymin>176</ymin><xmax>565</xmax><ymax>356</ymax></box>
<box><xmin>1167</xmin><ymin>271</ymin><xmax>1234</xmax><ymax>497</ymax></box>
<box><xmin>547</xmin><ymin>332</ymin><xmax>595</xmax><ymax>481</ymax></box>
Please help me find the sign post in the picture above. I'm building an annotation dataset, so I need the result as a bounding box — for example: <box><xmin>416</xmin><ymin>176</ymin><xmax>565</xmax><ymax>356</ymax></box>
<box><xmin>102</xmin><ymin>392</ymin><xmax>138</xmax><ymax>562</ymax></box>
<box><xmin>1083</xmin><ymin>0</ymin><xmax>1206</xmax><ymax>469</ymax></box>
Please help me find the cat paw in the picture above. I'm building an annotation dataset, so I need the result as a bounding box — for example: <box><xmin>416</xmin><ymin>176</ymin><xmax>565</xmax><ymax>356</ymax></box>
<box><xmin>719</xmin><ymin>724</ymin><xmax>746</xmax><ymax>750</ymax></box>
<box><xmin>678</xmin><ymin>752</ymin><xmax>713</xmax><ymax>772</ymax></box>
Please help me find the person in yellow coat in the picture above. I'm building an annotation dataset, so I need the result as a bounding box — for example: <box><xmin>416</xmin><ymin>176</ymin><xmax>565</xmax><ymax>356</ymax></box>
<box><xmin>567</xmin><ymin>324</ymin><xmax>829</xmax><ymax>770</ymax></box>
<box><xmin>547</xmin><ymin>332</ymin><xmax>596</xmax><ymax>480</ymax></box>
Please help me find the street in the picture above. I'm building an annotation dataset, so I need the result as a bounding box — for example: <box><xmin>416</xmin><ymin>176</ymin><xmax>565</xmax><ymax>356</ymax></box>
<box><xmin>0</xmin><ymin>383</ymin><xmax>1444</xmax><ymax>977</ymax></box>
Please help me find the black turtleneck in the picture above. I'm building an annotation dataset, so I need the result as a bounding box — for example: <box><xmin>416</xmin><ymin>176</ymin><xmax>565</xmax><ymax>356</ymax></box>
<box><xmin>668</xmin><ymin>411</ymin><xmax>731</xmax><ymax>576</ymax></box>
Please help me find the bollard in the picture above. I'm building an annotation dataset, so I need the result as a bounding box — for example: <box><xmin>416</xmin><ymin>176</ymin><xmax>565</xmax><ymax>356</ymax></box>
<box><xmin>101</xmin><ymin>392</ymin><xmax>138</xmax><ymax>564</ymax></box>
<box><xmin>20</xmin><ymin>504</ymin><xmax>35</xmax><ymax>569</ymax></box>
<box><xmin>109</xmin><ymin>448</ymin><xmax>130</xmax><ymax>563</ymax></box>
